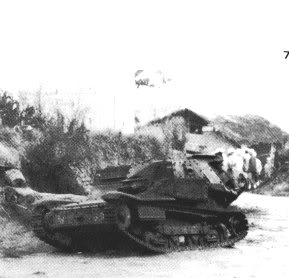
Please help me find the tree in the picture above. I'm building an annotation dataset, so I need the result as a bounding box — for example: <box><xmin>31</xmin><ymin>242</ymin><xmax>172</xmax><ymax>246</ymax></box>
<box><xmin>0</xmin><ymin>92</ymin><xmax>21</xmax><ymax>127</ymax></box>
<box><xmin>20</xmin><ymin>105</ymin><xmax>47</xmax><ymax>130</ymax></box>
<box><xmin>0</xmin><ymin>92</ymin><xmax>47</xmax><ymax>129</ymax></box>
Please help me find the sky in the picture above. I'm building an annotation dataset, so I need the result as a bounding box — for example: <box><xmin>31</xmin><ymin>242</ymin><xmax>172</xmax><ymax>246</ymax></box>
<box><xmin>1</xmin><ymin>0</ymin><xmax>289</xmax><ymax>133</ymax></box>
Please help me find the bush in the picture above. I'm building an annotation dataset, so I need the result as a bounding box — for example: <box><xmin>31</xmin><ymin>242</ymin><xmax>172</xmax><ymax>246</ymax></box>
<box><xmin>23</xmin><ymin>125</ymin><xmax>167</xmax><ymax>194</ymax></box>
<box><xmin>0</xmin><ymin>92</ymin><xmax>169</xmax><ymax>195</ymax></box>
<box><xmin>90</xmin><ymin>131</ymin><xmax>166</xmax><ymax>169</ymax></box>
<box><xmin>22</xmin><ymin>113</ymin><xmax>92</xmax><ymax>194</ymax></box>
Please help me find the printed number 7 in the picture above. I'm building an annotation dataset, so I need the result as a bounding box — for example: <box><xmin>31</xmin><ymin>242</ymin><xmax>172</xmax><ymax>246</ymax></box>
<box><xmin>284</xmin><ymin>51</ymin><xmax>289</xmax><ymax>59</ymax></box>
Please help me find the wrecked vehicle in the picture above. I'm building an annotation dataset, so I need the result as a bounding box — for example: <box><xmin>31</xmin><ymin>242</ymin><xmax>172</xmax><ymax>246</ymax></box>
<box><xmin>30</xmin><ymin>153</ymin><xmax>248</xmax><ymax>253</ymax></box>
<box><xmin>0</xmin><ymin>142</ymin><xmax>26</xmax><ymax>188</ymax></box>
<box><xmin>1</xmin><ymin>186</ymin><xmax>87</xmax><ymax>221</ymax></box>
<box><xmin>0</xmin><ymin>163</ymin><xmax>26</xmax><ymax>189</ymax></box>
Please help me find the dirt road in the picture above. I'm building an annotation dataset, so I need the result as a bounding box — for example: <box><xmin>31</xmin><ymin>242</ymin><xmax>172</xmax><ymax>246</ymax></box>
<box><xmin>0</xmin><ymin>192</ymin><xmax>288</xmax><ymax>278</ymax></box>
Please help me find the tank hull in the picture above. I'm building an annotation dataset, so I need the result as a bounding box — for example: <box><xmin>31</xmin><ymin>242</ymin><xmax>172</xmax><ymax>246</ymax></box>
<box><xmin>32</xmin><ymin>198</ymin><xmax>248</xmax><ymax>253</ymax></box>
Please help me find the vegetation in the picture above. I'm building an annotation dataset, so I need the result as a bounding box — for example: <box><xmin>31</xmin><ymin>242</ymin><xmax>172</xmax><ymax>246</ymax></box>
<box><xmin>91</xmin><ymin>131</ymin><xmax>166</xmax><ymax>168</ymax></box>
<box><xmin>0</xmin><ymin>91</ymin><xmax>169</xmax><ymax>195</ymax></box>
<box><xmin>1</xmin><ymin>92</ymin><xmax>289</xmax><ymax>196</ymax></box>
<box><xmin>0</xmin><ymin>92</ymin><xmax>46</xmax><ymax>129</ymax></box>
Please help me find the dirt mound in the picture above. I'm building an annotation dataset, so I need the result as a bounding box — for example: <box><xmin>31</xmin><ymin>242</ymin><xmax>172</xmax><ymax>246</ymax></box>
<box><xmin>0</xmin><ymin>217</ymin><xmax>48</xmax><ymax>258</ymax></box>
<box><xmin>255</xmin><ymin>164</ymin><xmax>289</xmax><ymax>196</ymax></box>
<box><xmin>0</xmin><ymin>208</ymin><xmax>51</xmax><ymax>258</ymax></box>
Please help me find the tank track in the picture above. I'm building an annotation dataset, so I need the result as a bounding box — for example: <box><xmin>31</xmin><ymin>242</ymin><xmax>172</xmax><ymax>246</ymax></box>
<box><xmin>120</xmin><ymin>210</ymin><xmax>248</xmax><ymax>253</ymax></box>
<box><xmin>31</xmin><ymin>205</ymin><xmax>248</xmax><ymax>254</ymax></box>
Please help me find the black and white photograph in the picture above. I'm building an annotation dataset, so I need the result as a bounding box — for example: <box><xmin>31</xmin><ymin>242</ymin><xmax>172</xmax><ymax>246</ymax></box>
<box><xmin>0</xmin><ymin>0</ymin><xmax>289</xmax><ymax>277</ymax></box>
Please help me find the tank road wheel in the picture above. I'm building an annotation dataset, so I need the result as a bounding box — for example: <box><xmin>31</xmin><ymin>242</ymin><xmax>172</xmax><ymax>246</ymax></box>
<box><xmin>116</xmin><ymin>204</ymin><xmax>131</xmax><ymax>230</ymax></box>
<box><xmin>167</xmin><ymin>235</ymin><xmax>180</xmax><ymax>249</ymax></box>
<box><xmin>143</xmin><ymin>231</ymin><xmax>169</xmax><ymax>249</ymax></box>
<box><xmin>187</xmin><ymin>234</ymin><xmax>200</xmax><ymax>249</ymax></box>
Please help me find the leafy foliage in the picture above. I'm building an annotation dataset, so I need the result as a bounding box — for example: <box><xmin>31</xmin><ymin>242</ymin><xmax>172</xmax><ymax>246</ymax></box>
<box><xmin>91</xmin><ymin>131</ymin><xmax>166</xmax><ymax>169</ymax></box>
<box><xmin>23</xmin><ymin>112</ymin><xmax>91</xmax><ymax>194</ymax></box>
<box><xmin>0</xmin><ymin>92</ymin><xmax>46</xmax><ymax>130</ymax></box>
<box><xmin>21</xmin><ymin>105</ymin><xmax>47</xmax><ymax>130</ymax></box>
<box><xmin>0</xmin><ymin>92</ymin><xmax>21</xmax><ymax>127</ymax></box>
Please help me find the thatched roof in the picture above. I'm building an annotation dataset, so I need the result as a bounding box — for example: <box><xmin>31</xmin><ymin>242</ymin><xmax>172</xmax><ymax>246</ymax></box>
<box><xmin>212</xmin><ymin>115</ymin><xmax>287</xmax><ymax>146</ymax></box>
<box><xmin>147</xmin><ymin>108</ymin><xmax>209</xmax><ymax>127</ymax></box>
<box><xmin>143</xmin><ymin>109</ymin><xmax>286</xmax><ymax>146</ymax></box>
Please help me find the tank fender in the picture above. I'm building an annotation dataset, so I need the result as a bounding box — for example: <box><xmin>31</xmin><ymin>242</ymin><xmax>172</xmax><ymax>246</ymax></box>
<box><xmin>101</xmin><ymin>191</ymin><xmax>140</xmax><ymax>203</ymax></box>
<box><xmin>102</xmin><ymin>191</ymin><xmax>175</xmax><ymax>203</ymax></box>
<box><xmin>32</xmin><ymin>199</ymin><xmax>77</xmax><ymax>211</ymax></box>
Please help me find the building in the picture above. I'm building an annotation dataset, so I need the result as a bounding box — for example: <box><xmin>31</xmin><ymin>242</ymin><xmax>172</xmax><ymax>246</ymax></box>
<box><xmin>136</xmin><ymin>109</ymin><xmax>288</xmax><ymax>176</ymax></box>
<box><xmin>135</xmin><ymin>108</ymin><xmax>239</xmax><ymax>153</ymax></box>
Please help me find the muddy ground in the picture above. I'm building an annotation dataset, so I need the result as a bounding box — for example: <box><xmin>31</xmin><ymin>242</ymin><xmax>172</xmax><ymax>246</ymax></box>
<box><xmin>0</xmin><ymin>192</ymin><xmax>288</xmax><ymax>278</ymax></box>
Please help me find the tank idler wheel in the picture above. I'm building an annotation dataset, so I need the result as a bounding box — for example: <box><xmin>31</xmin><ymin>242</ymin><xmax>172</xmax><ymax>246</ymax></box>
<box><xmin>116</xmin><ymin>204</ymin><xmax>131</xmax><ymax>230</ymax></box>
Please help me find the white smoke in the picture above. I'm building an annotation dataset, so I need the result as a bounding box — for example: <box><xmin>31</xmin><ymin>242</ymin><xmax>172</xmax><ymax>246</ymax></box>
<box><xmin>135</xmin><ymin>70</ymin><xmax>171</xmax><ymax>88</ymax></box>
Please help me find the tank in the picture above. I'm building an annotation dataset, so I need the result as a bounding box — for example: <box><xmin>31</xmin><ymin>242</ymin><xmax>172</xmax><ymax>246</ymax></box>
<box><xmin>31</xmin><ymin>154</ymin><xmax>249</xmax><ymax>253</ymax></box>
